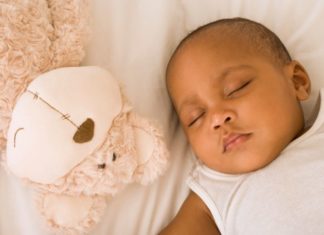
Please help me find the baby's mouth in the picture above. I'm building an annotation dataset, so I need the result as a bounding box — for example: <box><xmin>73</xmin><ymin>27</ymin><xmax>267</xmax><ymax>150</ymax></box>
<box><xmin>223</xmin><ymin>133</ymin><xmax>251</xmax><ymax>153</ymax></box>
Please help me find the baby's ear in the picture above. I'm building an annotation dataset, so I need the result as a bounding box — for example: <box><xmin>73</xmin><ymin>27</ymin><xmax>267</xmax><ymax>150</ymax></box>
<box><xmin>129</xmin><ymin>113</ymin><xmax>169</xmax><ymax>185</ymax></box>
<box><xmin>288</xmin><ymin>60</ymin><xmax>311</xmax><ymax>101</ymax></box>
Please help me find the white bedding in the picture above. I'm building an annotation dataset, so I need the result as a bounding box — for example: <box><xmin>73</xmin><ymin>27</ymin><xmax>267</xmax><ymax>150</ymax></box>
<box><xmin>1</xmin><ymin>0</ymin><xmax>324</xmax><ymax>234</ymax></box>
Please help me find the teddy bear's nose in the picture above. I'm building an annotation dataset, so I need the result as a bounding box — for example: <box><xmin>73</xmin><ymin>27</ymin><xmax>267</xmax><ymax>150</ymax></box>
<box><xmin>73</xmin><ymin>118</ymin><xmax>95</xmax><ymax>143</ymax></box>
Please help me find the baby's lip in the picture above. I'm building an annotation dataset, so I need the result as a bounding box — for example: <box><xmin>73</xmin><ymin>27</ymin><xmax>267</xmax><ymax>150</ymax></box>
<box><xmin>223</xmin><ymin>133</ymin><xmax>251</xmax><ymax>153</ymax></box>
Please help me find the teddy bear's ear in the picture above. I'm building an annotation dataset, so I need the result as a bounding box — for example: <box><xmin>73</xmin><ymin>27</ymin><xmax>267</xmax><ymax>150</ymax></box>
<box><xmin>130</xmin><ymin>113</ymin><xmax>169</xmax><ymax>185</ymax></box>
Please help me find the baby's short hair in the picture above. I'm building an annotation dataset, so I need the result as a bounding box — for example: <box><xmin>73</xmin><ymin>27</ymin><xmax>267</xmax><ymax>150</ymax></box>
<box><xmin>171</xmin><ymin>17</ymin><xmax>291</xmax><ymax>67</ymax></box>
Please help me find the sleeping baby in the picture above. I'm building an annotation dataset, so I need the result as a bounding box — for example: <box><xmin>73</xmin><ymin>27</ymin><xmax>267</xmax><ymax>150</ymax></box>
<box><xmin>160</xmin><ymin>17</ymin><xmax>324</xmax><ymax>235</ymax></box>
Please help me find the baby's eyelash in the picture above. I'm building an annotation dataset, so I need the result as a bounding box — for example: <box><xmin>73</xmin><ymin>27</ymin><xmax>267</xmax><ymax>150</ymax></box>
<box><xmin>188</xmin><ymin>112</ymin><xmax>204</xmax><ymax>127</ymax></box>
<box><xmin>228</xmin><ymin>80</ymin><xmax>251</xmax><ymax>96</ymax></box>
<box><xmin>240</xmin><ymin>80</ymin><xmax>251</xmax><ymax>89</ymax></box>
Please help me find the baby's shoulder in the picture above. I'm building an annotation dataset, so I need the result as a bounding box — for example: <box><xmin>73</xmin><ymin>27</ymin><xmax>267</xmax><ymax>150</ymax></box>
<box><xmin>159</xmin><ymin>191</ymin><xmax>220</xmax><ymax>235</ymax></box>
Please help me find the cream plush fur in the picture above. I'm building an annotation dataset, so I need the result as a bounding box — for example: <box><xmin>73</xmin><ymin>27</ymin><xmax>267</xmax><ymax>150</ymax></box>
<box><xmin>0</xmin><ymin>1</ymin><xmax>169</xmax><ymax>234</ymax></box>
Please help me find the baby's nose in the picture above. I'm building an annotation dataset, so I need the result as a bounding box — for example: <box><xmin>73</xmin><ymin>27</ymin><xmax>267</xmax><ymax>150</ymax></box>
<box><xmin>210</xmin><ymin>110</ymin><xmax>235</xmax><ymax>130</ymax></box>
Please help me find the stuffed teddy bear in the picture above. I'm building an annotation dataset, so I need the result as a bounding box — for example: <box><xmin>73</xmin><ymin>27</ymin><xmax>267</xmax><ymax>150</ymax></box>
<box><xmin>5</xmin><ymin>66</ymin><xmax>169</xmax><ymax>234</ymax></box>
<box><xmin>0</xmin><ymin>1</ymin><xmax>169</xmax><ymax>234</ymax></box>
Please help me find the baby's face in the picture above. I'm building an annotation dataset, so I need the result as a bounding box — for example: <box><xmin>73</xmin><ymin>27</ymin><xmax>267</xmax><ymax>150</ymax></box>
<box><xmin>167</xmin><ymin>36</ymin><xmax>310</xmax><ymax>174</ymax></box>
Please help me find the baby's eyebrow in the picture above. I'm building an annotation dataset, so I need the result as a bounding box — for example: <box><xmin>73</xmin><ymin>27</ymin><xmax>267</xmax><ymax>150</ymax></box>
<box><xmin>216</xmin><ymin>64</ymin><xmax>255</xmax><ymax>81</ymax></box>
<box><xmin>178</xmin><ymin>95</ymin><xmax>200</xmax><ymax>116</ymax></box>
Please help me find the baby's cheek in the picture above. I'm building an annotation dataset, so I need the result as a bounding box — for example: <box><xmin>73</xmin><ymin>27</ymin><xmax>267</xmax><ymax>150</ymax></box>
<box><xmin>192</xmin><ymin>136</ymin><xmax>216</xmax><ymax>160</ymax></box>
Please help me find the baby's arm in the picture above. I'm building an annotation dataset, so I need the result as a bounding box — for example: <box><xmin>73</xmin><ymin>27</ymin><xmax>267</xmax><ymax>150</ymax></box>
<box><xmin>159</xmin><ymin>191</ymin><xmax>220</xmax><ymax>235</ymax></box>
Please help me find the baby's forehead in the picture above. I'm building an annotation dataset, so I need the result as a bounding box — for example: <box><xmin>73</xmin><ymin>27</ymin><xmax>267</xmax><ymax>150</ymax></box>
<box><xmin>172</xmin><ymin>32</ymin><xmax>259</xmax><ymax>67</ymax></box>
<box><xmin>170</xmin><ymin>21</ymin><xmax>289</xmax><ymax>71</ymax></box>
<box><xmin>181</xmin><ymin>24</ymin><xmax>247</xmax><ymax>49</ymax></box>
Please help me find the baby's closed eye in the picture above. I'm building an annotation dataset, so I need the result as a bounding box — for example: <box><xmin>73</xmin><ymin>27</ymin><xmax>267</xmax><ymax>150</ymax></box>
<box><xmin>185</xmin><ymin>109</ymin><xmax>205</xmax><ymax>127</ymax></box>
<box><xmin>188</xmin><ymin>113</ymin><xmax>205</xmax><ymax>127</ymax></box>
<box><xmin>225</xmin><ymin>79</ymin><xmax>253</xmax><ymax>97</ymax></box>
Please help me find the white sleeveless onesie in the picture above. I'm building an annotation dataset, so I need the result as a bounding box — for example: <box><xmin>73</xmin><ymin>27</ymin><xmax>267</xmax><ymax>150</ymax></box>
<box><xmin>187</xmin><ymin>89</ymin><xmax>324</xmax><ymax>235</ymax></box>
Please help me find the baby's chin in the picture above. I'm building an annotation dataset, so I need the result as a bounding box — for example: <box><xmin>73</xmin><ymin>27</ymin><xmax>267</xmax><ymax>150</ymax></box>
<box><xmin>206</xmin><ymin>152</ymin><xmax>281</xmax><ymax>175</ymax></box>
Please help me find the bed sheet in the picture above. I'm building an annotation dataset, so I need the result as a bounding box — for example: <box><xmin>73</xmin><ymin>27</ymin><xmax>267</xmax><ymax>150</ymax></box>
<box><xmin>1</xmin><ymin>0</ymin><xmax>324</xmax><ymax>234</ymax></box>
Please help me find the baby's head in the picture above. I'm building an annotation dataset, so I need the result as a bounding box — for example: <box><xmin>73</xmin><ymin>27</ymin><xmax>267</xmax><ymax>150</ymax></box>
<box><xmin>166</xmin><ymin>17</ymin><xmax>311</xmax><ymax>174</ymax></box>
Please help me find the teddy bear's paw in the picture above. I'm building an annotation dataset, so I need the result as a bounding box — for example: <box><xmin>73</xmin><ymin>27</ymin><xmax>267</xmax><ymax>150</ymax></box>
<box><xmin>36</xmin><ymin>192</ymin><xmax>107</xmax><ymax>234</ymax></box>
<box><xmin>129</xmin><ymin>113</ymin><xmax>170</xmax><ymax>185</ymax></box>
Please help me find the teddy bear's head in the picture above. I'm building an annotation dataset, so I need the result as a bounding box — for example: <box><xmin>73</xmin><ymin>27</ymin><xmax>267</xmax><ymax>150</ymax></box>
<box><xmin>6</xmin><ymin>66</ymin><xmax>169</xmax><ymax>196</ymax></box>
